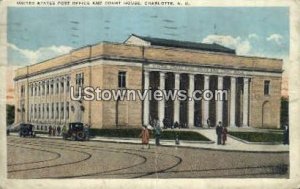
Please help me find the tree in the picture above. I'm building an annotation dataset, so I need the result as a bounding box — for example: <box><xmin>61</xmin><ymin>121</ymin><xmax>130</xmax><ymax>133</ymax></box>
<box><xmin>280</xmin><ymin>97</ymin><xmax>289</xmax><ymax>128</ymax></box>
<box><xmin>7</xmin><ymin>104</ymin><xmax>15</xmax><ymax>126</ymax></box>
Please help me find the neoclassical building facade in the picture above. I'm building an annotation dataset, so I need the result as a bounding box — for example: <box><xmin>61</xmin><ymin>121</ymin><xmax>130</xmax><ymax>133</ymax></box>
<box><xmin>14</xmin><ymin>34</ymin><xmax>283</xmax><ymax>130</ymax></box>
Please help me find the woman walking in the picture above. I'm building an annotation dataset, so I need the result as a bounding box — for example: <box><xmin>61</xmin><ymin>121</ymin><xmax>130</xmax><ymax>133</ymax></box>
<box><xmin>222</xmin><ymin>126</ymin><xmax>228</xmax><ymax>145</ymax></box>
<box><xmin>139</xmin><ymin>126</ymin><xmax>150</xmax><ymax>149</ymax></box>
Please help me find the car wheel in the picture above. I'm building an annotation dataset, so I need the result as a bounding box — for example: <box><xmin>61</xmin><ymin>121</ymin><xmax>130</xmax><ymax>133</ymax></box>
<box><xmin>71</xmin><ymin>135</ymin><xmax>76</xmax><ymax>141</ymax></box>
<box><xmin>77</xmin><ymin>132</ymin><xmax>85</xmax><ymax>141</ymax></box>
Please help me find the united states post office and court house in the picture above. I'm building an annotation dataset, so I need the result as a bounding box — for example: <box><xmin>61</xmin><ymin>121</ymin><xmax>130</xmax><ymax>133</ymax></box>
<box><xmin>14</xmin><ymin>34</ymin><xmax>283</xmax><ymax>130</ymax></box>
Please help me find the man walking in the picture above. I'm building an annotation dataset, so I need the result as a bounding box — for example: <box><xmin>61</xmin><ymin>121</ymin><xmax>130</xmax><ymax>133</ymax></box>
<box><xmin>57</xmin><ymin>126</ymin><xmax>61</xmax><ymax>136</ymax></box>
<box><xmin>216</xmin><ymin>121</ymin><xmax>222</xmax><ymax>145</ymax></box>
<box><xmin>283</xmin><ymin>124</ymin><xmax>289</xmax><ymax>145</ymax></box>
<box><xmin>84</xmin><ymin>124</ymin><xmax>90</xmax><ymax>141</ymax></box>
<box><xmin>154</xmin><ymin>122</ymin><xmax>162</xmax><ymax>146</ymax></box>
<box><xmin>48</xmin><ymin>126</ymin><xmax>52</xmax><ymax>136</ymax></box>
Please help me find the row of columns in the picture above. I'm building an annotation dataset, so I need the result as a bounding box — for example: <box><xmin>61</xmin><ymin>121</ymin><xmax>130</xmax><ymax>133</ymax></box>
<box><xmin>143</xmin><ymin>71</ymin><xmax>250</xmax><ymax>128</ymax></box>
<box><xmin>30</xmin><ymin>76</ymin><xmax>70</xmax><ymax>97</ymax></box>
<box><xmin>30</xmin><ymin>76</ymin><xmax>70</xmax><ymax>124</ymax></box>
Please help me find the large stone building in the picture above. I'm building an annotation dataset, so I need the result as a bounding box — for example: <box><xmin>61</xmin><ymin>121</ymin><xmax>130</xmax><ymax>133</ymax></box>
<box><xmin>14</xmin><ymin>34</ymin><xmax>283</xmax><ymax>131</ymax></box>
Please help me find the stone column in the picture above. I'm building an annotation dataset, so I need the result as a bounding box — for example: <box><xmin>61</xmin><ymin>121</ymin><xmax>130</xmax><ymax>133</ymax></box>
<box><xmin>64</xmin><ymin>77</ymin><xmax>67</xmax><ymax>123</ymax></box>
<box><xmin>229</xmin><ymin>77</ymin><xmax>237</xmax><ymax>127</ymax></box>
<box><xmin>216</xmin><ymin>76</ymin><xmax>224</xmax><ymax>125</ymax></box>
<box><xmin>173</xmin><ymin>73</ymin><xmax>180</xmax><ymax>123</ymax></box>
<box><xmin>143</xmin><ymin>71</ymin><xmax>150</xmax><ymax>126</ymax></box>
<box><xmin>44</xmin><ymin>81</ymin><xmax>47</xmax><ymax>96</ymax></box>
<box><xmin>158</xmin><ymin>72</ymin><xmax>166</xmax><ymax>127</ymax></box>
<box><xmin>58</xmin><ymin>78</ymin><xmax>61</xmax><ymax>95</ymax></box>
<box><xmin>242</xmin><ymin>78</ymin><xmax>249</xmax><ymax>127</ymax></box>
<box><xmin>188</xmin><ymin>74</ymin><xmax>195</xmax><ymax>128</ymax></box>
<box><xmin>53</xmin><ymin>79</ymin><xmax>56</xmax><ymax>95</ymax></box>
<box><xmin>202</xmin><ymin>75</ymin><xmax>210</xmax><ymax>128</ymax></box>
<box><xmin>49</xmin><ymin>103</ymin><xmax>52</xmax><ymax>121</ymax></box>
<box><xmin>58</xmin><ymin>102</ymin><xmax>61</xmax><ymax>123</ymax></box>
<box><xmin>32</xmin><ymin>83</ymin><xmax>35</xmax><ymax>122</ymax></box>
<box><xmin>48</xmin><ymin>79</ymin><xmax>52</xmax><ymax>96</ymax></box>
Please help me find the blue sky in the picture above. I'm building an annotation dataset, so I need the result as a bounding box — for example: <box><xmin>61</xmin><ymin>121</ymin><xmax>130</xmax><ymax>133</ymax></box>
<box><xmin>7</xmin><ymin>7</ymin><xmax>289</xmax><ymax>66</ymax></box>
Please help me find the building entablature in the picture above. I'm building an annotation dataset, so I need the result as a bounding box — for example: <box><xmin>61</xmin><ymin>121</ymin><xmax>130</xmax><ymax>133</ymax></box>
<box><xmin>14</xmin><ymin>40</ymin><xmax>283</xmax><ymax>81</ymax></box>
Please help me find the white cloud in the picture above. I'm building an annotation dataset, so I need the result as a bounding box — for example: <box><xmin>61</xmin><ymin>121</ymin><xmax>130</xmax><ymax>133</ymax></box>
<box><xmin>248</xmin><ymin>33</ymin><xmax>258</xmax><ymax>40</ymax></box>
<box><xmin>266</xmin><ymin>34</ymin><xmax>283</xmax><ymax>45</ymax></box>
<box><xmin>202</xmin><ymin>34</ymin><xmax>251</xmax><ymax>55</ymax></box>
<box><xmin>8</xmin><ymin>43</ymin><xmax>73</xmax><ymax>65</ymax></box>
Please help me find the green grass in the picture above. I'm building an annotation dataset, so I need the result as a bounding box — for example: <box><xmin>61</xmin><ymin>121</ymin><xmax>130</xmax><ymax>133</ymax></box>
<box><xmin>90</xmin><ymin>128</ymin><xmax>210</xmax><ymax>141</ymax></box>
<box><xmin>228</xmin><ymin>131</ymin><xmax>283</xmax><ymax>142</ymax></box>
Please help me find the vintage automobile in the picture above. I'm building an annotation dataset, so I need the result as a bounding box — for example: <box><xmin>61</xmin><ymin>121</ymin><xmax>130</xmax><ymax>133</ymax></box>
<box><xmin>19</xmin><ymin>123</ymin><xmax>36</xmax><ymax>137</ymax></box>
<box><xmin>63</xmin><ymin>122</ymin><xmax>87</xmax><ymax>141</ymax></box>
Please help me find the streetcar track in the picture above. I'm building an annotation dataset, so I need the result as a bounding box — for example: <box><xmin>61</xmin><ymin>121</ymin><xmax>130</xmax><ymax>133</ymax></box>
<box><xmin>8</xmin><ymin>137</ymin><xmax>183</xmax><ymax>178</ymax></box>
<box><xmin>8</xmin><ymin>141</ymin><xmax>93</xmax><ymax>173</ymax></box>
<box><xmin>7</xmin><ymin>136</ymin><xmax>288</xmax><ymax>178</ymax></box>
<box><xmin>7</xmin><ymin>143</ymin><xmax>62</xmax><ymax>166</ymax></box>
<box><xmin>10</xmin><ymin>137</ymin><xmax>184</xmax><ymax>178</ymax></box>
<box><xmin>8</xmin><ymin>138</ymin><xmax>148</xmax><ymax>178</ymax></box>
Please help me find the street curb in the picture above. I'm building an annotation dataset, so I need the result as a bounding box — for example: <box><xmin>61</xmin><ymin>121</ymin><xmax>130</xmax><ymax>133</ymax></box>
<box><xmin>90</xmin><ymin>138</ymin><xmax>289</xmax><ymax>153</ymax></box>
<box><xmin>8</xmin><ymin>134</ymin><xmax>289</xmax><ymax>153</ymax></box>
<box><xmin>93</xmin><ymin>136</ymin><xmax>214</xmax><ymax>144</ymax></box>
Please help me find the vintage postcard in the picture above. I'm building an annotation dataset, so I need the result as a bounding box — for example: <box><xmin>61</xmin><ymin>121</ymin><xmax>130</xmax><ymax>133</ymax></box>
<box><xmin>0</xmin><ymin>0</ymin><xmax>299</xmax><ymax>188</ymax></box>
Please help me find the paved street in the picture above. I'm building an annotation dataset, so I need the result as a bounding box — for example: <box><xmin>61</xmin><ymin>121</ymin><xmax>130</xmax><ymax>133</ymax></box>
<box><xmin>7</xmin><ymin>136</ymin><xmax>289</xmax><ymax>179</ymax></box>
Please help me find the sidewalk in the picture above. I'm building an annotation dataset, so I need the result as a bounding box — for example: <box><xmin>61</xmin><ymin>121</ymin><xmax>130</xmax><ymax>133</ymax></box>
<box><xmin>10</xmin><ymin>130</ymin><xmax>289</xmax><ymax>152</ymax></box>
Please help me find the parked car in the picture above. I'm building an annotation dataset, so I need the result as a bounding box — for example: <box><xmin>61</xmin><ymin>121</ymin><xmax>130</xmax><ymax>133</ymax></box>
<box><xmin>19</xmin><ymin>123</ymin><xmax>36</xmax><ymax>137</ymax></box>
<box><xmin>63</xmin><ymin>122</ymin><xmax>86</xmax><ymax>141</ymax></box>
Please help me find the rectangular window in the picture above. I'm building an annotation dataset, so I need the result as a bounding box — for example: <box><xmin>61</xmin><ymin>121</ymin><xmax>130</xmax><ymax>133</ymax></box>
<box><xmin>118</xmin><ymin>71</ymin><xmax>126</xmax><ymax>88</ymax></box>
<box><xmin>61</xmin><ymin>81</ymin><xmax>64</xmax><ymax>93</ymax></box>
<box><xmin>47</xmin><ymin>82</ymin><xmax>49</xmax><ymax>95</ymax></box>
<box><xmin>51</xmin><ymin>103</ymin><xmax>54</xmax><ymax>119</ymax></box>
<box><xmin>34</xmin><ymin>104</ymin><xmax>37</xmax><ymax>119</ymax></box>
<box><xmin>38</xmin><ymin>104</ymin><xmax>41</xmax><ymax>119</ymax></box>
<box><xmin>56</xmin><ymin>82</ymin><xmax>59</xmax><ymax>94</ymax></box>
<box><xmin>42</xmin><ymin>83</ymin><xmax>45</xmax><ymax>95</ymax></box>
<box><xmin>66</xmin><ymin>102</ymin><xmax>69</xmax><ymax>119</ymax></box>
<box><xmin>264</xmin><ymin>80</ymin><xmax>270</xmax><ymax>96</ymax></box>
<box><xmin>56</xmin><ymin>103</ymin><xmax>59</xmax><ymax>119</ymax></box>
<box><xmin>46</xmin><ymin>104</ymin><xmax>49</xmax><ymax>119</ymax></box>
<box><xmin>51</xmin><ymin>81</ymin><xmax>54</xmax><ymax>94</ymax></box>
<box><xmin>66</xmin><ymin>80</ymin><xmax>70</xmax><ymax>92</ymax></box>
<box><xmin>76</xmin><ymin>73</ymin><xmax>84</xmax><ymax>86</ymax></box>
<box><xmin>61</xmin><ymin>102</ymin><xmax>64</xmax><ymax>118</ymax></box>
<box><xmin>41</xmin><ymin>104</ymin><xmax>44</xmax><ymax>119</ymax></box>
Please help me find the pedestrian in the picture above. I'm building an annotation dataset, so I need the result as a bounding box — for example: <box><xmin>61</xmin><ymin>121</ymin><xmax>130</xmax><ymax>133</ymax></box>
<box><xmin>139</xmin><ymin>126</ymin><xmax>150</xmax><ymax>149</ymax></box>
<box><xmin>48</xmin><ymin>125</ymin><xmax>52</xmax><ymax>136</ymax></box>
<box><xmin>84</xmin><ymin>124</ymin><xmax>90</xmax><ymax>140</ymax></box>
<box><xmin>57</xmin><ymin>125</ymin><xmax>61</xmax><ymax>136</ymax></box>
<box><xmin>221</xmin><ymin>125</ymin><xmax>228</xmax><ymax>145</ymax></box>
<box><xmin>62</xmin><ymin>125</ymin><xmax>67</xmax><ymax>139</ymax></box>
<box><xmin>163</xmin><ymin>118</ymin><xmax>168</xmax><ymax>129</ymax></box>
<box><xmin>52</xmin><ymin>126</ymin><xmax>56</xmax><ymax>136</ymax></box>
<box><xmin>207</xmin><ymin>118</ymin><xmax>211</xmax><ymax>128</ymax></box>
<box><xmin>283</xmin><ymin>124</ymin><xmax>289</xmax><ymax>145</ymax></box>
<box><xmin>216</xmin><ymin>121</ymin><xmax>222</xmax><ymax>145</ymax></box>
<box><xmin>175</xmin><ymin>133</ymin><xmax>180</xmax><ymax>145</ymax></box>
<box><xmin>154</xmin><ymin>122</ymin><xmax>162</xmax><ymax>146</ymax></box>
<box><xmin>174</xmin><ymin>121</ymin><xmax>179</xmax><ymax>129</ymax></box>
